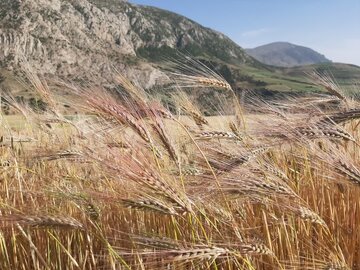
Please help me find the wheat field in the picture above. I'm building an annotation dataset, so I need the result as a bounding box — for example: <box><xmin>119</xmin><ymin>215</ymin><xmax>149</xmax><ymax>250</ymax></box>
<box><xmin>0</xmin><ymin>61</ymin><xmax>359</xmax><ymax>270</ymax></box>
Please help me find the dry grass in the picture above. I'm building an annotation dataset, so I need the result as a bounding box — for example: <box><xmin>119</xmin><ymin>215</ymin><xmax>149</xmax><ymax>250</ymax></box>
<box><xmin>0</xmin><ymin>64</ymin><xmax>360</xmax><ymax>270</ymax></box>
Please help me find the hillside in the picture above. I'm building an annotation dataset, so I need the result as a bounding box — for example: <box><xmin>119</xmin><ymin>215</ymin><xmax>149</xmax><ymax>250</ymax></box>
<box><xmin>0</xmin><ymin>0</ymin><xmax>255</xmax><ymax>88</ymax></box>
<box><xmin>281</xmin><ymin>62</ymin><xmax>360</xmax><ymax>92</ymax></box>
<box><xmin>246</xmin><ymin>42</ymin><xmax>331</xmax><ymax>67</ymax></box>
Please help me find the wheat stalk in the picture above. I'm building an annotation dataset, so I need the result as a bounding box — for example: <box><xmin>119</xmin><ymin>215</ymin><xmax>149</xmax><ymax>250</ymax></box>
<box><xmin>165</xmin><ymin>246</ymin><xmax>231</xmax><ymax>262</ymax></box>
<box><xmin>121</xmin><ymin>199</ymin><xmax>177</xmax><ymax>215</ymax></box>
<box><xmin>229</xmin><ymin>121</ymin><xmax>244</xmax><ymax>141</ymax></box>
<box><xmin>322</xmin><ymin>109</ymin><xmax>360</xmax><ymax>124</ymax></box>
<box><xmin>2</xmin><ymin>215</ymin><xmax>83</xmax><ymax>229</ymax></box>
<box><xmin>335</xmin><ymin>160</ymin><xmax>360</xmax><ymax>185</ymax></box>
<box><xmin>296</xmin><ymin>206</ymin><xmax>327</xmax><ymax>227</ymax></box>
<box><xmin>195</xmin><ymin>131</ymin><xmax>238</xmax><ymax>140</ymax></box>
<box><xmin>323</xmin><ymin>262</ymin><xmax>350</xmax><ymax>270</ymax></box>
<box><xmin>297</xmin><ymin>126</ymin><xmax>355</xmax><ymax>141</ymax></box>
<box><xmin>308</xmin><ymin>71</ymin><xmax>346</xmax><ymax>101</ymax></box>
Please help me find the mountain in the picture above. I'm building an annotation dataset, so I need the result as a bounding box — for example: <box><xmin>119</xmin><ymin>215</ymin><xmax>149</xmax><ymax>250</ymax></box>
<box><xmin>0</xmin><ymin>0</ymin><xmax>254</xmax><ymax>90</ymax></box>
<box><xmin>245</xmin><ymin>42</ymin><xmax>331</xmax><ymax>67</ymax></box>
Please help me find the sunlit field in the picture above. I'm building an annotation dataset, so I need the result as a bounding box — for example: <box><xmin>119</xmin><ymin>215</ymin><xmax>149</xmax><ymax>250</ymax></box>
<box><xmin>0</xmin><ymin>63</ymin><xmax>360</xmax><ymax>270</ymax></box>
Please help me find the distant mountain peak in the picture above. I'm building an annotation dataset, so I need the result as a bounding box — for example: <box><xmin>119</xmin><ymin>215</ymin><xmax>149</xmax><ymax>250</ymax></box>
<box><xmin>246</xmin><ymin>42</ymin><xmax>331</xmax><ymax>67</ymax></box>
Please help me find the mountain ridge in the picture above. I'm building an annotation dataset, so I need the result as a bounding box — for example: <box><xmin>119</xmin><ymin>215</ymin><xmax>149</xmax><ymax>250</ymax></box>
<box><xmin>0</xmin><ymin>0</ymin><xmax>256</xmax><ymax>90</ymax></box>
<box><xmin>246</xmin><ymin>42</ymin><xmax>331</xmax><ymax>67</ymax></box>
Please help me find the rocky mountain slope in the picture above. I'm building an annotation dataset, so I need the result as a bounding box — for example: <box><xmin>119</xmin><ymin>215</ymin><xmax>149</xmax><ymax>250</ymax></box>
<box><xmin>0</xmin><ymin>0</ymin><xmax>254</xmax><ymax>89</ymax></box>
<box><xmin>246</xmin><ymin>42</ymin><xmax>331</xmax><ymax>67</ymax></box>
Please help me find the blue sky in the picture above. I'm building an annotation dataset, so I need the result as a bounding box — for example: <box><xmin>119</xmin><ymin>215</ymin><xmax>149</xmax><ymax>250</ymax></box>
<box><xmin>130</xmin><ymin>0</ymin><xmax>360</xmax><ymax>66</ymax></box>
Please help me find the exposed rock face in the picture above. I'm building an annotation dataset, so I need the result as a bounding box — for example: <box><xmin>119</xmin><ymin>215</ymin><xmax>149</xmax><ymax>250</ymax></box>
<box><xmin>0</xmin><ymin>0</ymin><xmax>252</xmax><ymax>88</ymax></box>
<box><xmin>0</xmin><ymin>0</ymin><xmax>142</xmax><ymax>85</ymax></box>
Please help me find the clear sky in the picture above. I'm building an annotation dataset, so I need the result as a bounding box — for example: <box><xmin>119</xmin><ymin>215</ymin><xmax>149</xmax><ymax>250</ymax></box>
<box><xmin>130</xmin><ymin>0</ymin><xmax>360</xmax><ymax>66</ymax></box>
